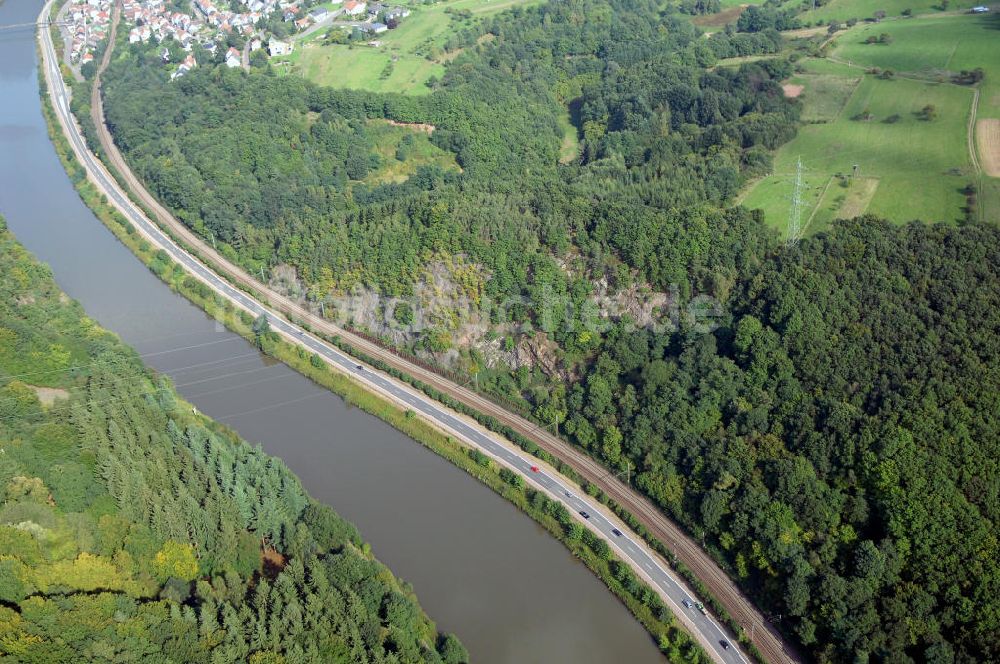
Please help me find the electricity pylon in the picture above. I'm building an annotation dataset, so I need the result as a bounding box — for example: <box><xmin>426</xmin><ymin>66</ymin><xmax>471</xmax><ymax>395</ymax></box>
<box><xmin>787</xmin><ymin>156</ymin><xmax>805</xmax><ymax>246</ymax></box>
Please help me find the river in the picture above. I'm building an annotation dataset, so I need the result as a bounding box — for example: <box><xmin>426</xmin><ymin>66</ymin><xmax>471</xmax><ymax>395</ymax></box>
<box><xmin>0</xmin><ymin>2</ymin><xmax>662</xmax><ymax>662</ymax></box>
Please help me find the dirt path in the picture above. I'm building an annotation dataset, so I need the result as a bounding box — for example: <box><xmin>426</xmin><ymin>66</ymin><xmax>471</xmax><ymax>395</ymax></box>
<box><xmin>80</xmin><ymin>10</ymin><xmax>797</xmax><ymax>662</ymax></box>
<box><xmin>967</xmin><ymin>87</ymin><xmax>984</xmax><ymax>175</ymax></box>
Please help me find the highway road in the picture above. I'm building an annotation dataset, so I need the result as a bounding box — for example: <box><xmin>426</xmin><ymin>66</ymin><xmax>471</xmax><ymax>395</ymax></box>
<box><xmin>37</xmin><ymin>4</ymin><xmax>752</xmax><ymax>662</ymax></box>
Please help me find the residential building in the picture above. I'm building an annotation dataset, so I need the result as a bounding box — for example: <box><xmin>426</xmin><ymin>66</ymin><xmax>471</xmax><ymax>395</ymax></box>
<box><xmin>268</xmin><ymin>38</ymin><xmax>292</xmax><ymax>55</ymax></box>
<box><xmin>343</xmin><ymin>0</ymin><xmax>366</xmax><ymax>16</ymax></box>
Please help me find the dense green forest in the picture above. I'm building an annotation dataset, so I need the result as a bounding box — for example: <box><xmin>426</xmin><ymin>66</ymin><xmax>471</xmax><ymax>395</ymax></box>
<box><xmin>563</xmin><ymin>218</ymin><xmax>1000</xmax><ymax>662</ymax></box>
<box><xmin>95</xmin><ymin>0</ymin><xmax>1000</xmax><ymax>661</ymax></box>
<box><xmin>102</xmin><ymin>0</ymin><xmax>790</xmax><ymax>315</ymax></box>
<box><xmin>0</xmin><ymin>217</ymin><xmax>465</xmax><ymax>663</ymax></box>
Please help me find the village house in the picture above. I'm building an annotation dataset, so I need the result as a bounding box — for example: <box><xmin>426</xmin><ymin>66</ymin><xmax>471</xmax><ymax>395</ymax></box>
<box><xmin>384</xmin><ymin>5</ymin><xmax>409</xmax><ymax>21</ymax></box>
<box><xmin>225</xmin><ymin>46</ymin><xmax>242</xmax><ymax>67</ymax></box>
<box><xmin>268</xmin><ymin>38</ymin><xmax>293</xmax><ymax>56</ymax></box>
<box><xmin>343</xmin><ymin>0</ymin><xmax>366</xmax><ymax>16</ymax></box>
<box><xmin>171</xmin><ymin>53</ymin><xmax>197</xmax><ymax>79</ymax></box>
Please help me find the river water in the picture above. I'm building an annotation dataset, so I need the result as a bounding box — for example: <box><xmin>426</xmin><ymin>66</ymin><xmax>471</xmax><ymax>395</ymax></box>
<box><xmin>0</xmin><ymin>2</ymin><xmax>662</xmax><ymax>662</ymax></box>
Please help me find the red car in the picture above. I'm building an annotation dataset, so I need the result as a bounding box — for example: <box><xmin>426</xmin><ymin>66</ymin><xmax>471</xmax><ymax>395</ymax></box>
<box><xmin>530</xmin><ymin>465</ymin><xmax>539</xmax><ymax>472</ymax></box>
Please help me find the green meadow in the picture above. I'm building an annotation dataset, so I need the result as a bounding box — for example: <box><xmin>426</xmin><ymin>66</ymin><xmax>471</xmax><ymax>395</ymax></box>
<box><xmin>741</xmin><ymin>11</ymin><xmax>998</xmax><ymax>235</ymax></box>
<box><xmin>798</xmin><ymin>0</ymin><xmax>982</xmax><ymax>23</ymax></box>
<box><xmin>742</xmin><ymin>65</ymin><xmax>975</xmax><ymax>233</ymax></box>
<box><xmin>283</xmin><ymin>0</ymin><xmax>541</xmax><ymax>94</ymax></box>
<box><xmin>290</xmin><ymin>43</ymin><xmax>445</xmax><ymax>95</ymax></box>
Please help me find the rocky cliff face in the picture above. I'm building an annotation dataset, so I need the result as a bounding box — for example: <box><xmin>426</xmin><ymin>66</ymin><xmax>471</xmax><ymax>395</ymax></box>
<box><xmin>268</xmin><ymin>259</ymin><xmax>671</xmax><ymax>381</ymax></box>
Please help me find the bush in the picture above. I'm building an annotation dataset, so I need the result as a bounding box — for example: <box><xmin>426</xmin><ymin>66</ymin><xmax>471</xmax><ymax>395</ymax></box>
<box><xmin>498</xmin><ymin>467</ymin><xmax>524</xmax><ymax>490</ymax></box>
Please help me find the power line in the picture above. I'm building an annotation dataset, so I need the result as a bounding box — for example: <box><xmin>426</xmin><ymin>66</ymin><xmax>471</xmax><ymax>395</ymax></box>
<box><xmin>0</xmin><ymin>364</ymin><xmax>307</xmax><ymax>427</ymax></box>
<box><xmin>0</xmin><ymin>20</ymin><xmax>70</xmax><ymax>32</ymax></box>
<box><xmin>183</xmin><ymin>370</ymin><xmax>302</xmax><ymax>400</ymax></box>
<box><xmin>787</xmin><ymin>156</ymin><xmax>805</xmax><ymax>246</ymax></box>
<box><xmin>212</xmin><ymin>391</ymin><xmax>329</xmax><ymax>422</ymax></box>
<box><xmin>0</xmin><ymin>354</ymin><xmax>287</xmax><ymax>413</ymax></box>
<box><xmin>0</xmin><ymin>334</ymin><xmax>249</xmax><ymax>384</ymax></box>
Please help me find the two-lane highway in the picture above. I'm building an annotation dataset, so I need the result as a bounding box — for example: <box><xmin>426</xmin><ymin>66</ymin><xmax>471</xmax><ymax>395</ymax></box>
<box><xmin>37</xmin><ymin>5</ymin><xmax>751</xmax><ymax>661</ymax></box>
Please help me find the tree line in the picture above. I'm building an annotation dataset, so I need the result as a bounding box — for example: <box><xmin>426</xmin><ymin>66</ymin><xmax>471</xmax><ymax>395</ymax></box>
<box><xmin>95</xmin><ymin>0</ymin><xmax>1000</xmax><ymax>660</ymax></box>
<box><xmin>0</xmin><ymin>218</ymin><xmax>466</xmax><ymax>663</ymax></box>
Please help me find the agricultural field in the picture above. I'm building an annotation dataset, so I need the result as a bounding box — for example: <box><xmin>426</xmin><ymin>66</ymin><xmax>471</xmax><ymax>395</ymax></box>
<box><xmin>691</xmin><ymin>4</ymin><xmax>750</xmax><ymax>29</ymax></box>
<box><xmin>794</xmin><ymin>72</ymin><xmax>861</xmax><ymax>122</ymax></box>
<box><xmin>280</xmin><ymin>0</ymin><xmax>541</xmax><ymax>94</ymax></box>
<box><xmin>832</xmin><ymin>12</ymin><xmax>1000</xmax><ymax>119</ymax></box>
<box><xmin>692</xmin><ymin>0</ymin><xmax>986</xmax><ymax>33</ymax></box>
<box><xmin>831</xmin><ymin>11</ymin><xmax>1000</xmax><ymax>220</ymax></box>
<box><xmin>741</xmin><ymin>11</ymin><xmax>998</xmax><ymax>235</ymax></box>
<box><xmin>742</xmin><ymin>65</ymin><xmax>975</xmax><ymax>233</ymax></box>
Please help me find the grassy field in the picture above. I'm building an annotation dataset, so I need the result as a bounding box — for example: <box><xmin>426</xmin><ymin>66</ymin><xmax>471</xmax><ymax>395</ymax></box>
<box><xmin>282</xmin><ymin>0</ymin><xmax>541</xmax><ymax>94</ymax></box>
<box><xmin>742</xmin><ymin>11</ymin><xmax>998</xmax><ymax>234</ymax></box>
<box><xmin>831</xmin><ymin>12</ymin><xmax>1000</xmax><ymax>119</ymax></box>
<box><xmin>798</xmin><ymin>0</ymin><xmax>983</xmax><ymax>23</ymax></box>
<box><xmin>364</xmin><ymin>120</ymin><xmax>461</xmax><ymax>184</ymax></box>
<box><xmin>742</xmin><ymin>68</ymin><xmax>975</xmax><ymax>233</ymax></box>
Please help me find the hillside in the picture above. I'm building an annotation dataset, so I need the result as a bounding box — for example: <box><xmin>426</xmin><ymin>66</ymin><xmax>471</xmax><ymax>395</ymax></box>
<box><xmin>89</xmin><ymin>0</ymin><xmax>1000</xmax><ymax>660</ymax></box>
<box><xmin>566</xmin><ymin>218</ymin><xmax>1000</xmax><ymax>661</ymax></box>
<box><xmin>0</xmin><ymin>216</ymin><xmax>466</xmax><ymax>663</ymax></box>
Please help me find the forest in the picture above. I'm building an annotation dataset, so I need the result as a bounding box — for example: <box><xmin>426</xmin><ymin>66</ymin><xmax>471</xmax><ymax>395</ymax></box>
<box><xmin>102</xmin><ymin>0</ymin><xmax>791</xmax><ymax>312</ymax></box>
<box><xmin>561</xmin><ymin>219</ymin><xmax>1000</xmax><ymax>662</ymax></box>
<box><xmin>95</xmin><ymin>0</ymin><xmax>1000</xmax><ymax>661</ymax></box>
<box><xmin>0</xmin><ymin>217</ymin><xmax>466</xmax><ymax>663</ymax></box>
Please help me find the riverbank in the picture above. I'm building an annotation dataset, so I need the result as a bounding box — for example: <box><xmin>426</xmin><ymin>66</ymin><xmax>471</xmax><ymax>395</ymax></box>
<box><xmin>31</xmin><ymin>9</ymin><xmax>746</xmax><ymax>663</ymax></box>
<box><xmin>60</xmin><ymin>5</ymin><xmax>781</xmax><ymax>657</ymax></box>
<box><xmin>33</xmin><ymin>0</ymin><xmax>780</xmax><ymax>660</ymax></box>
<box><xmin>34</xmin><ymin>53</ymin><xmax>716</xmax><ymax>661</ymax></box>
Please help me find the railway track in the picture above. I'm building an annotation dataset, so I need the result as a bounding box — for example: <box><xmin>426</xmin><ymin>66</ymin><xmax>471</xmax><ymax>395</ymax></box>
<box><xmin>78</xmin><ymin>7</ymin><xmax>799</xmax><ymax>661</ymax></box>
